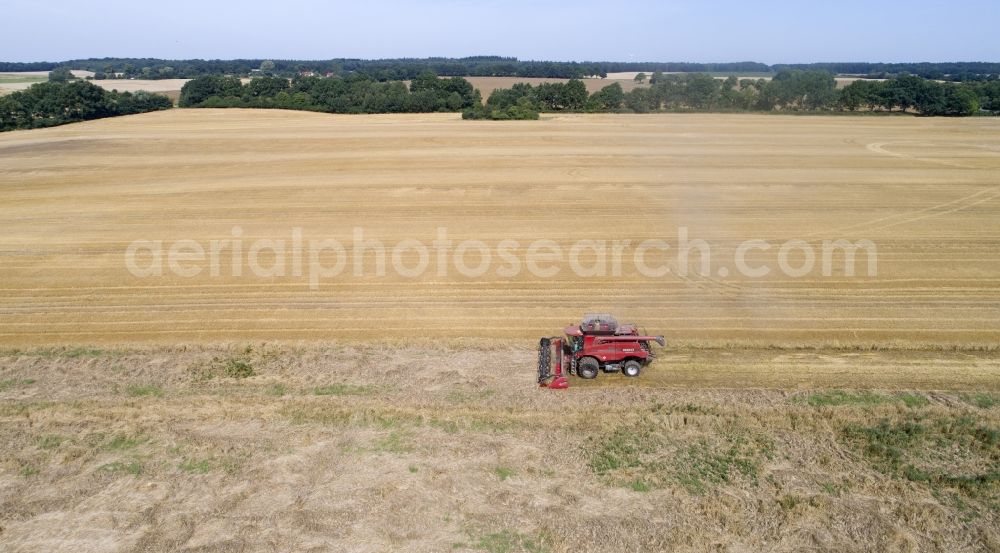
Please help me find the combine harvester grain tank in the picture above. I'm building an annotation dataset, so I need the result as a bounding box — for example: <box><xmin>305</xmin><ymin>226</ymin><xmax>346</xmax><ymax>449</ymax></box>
<box><xmin>538</xmin><ymin>313</ymin><xmax>665</xmax><ymax>389</ymax></box>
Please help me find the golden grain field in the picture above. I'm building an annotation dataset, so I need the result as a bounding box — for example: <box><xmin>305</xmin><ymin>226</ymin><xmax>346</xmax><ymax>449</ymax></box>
<box><xmin>1</xmin><ymin>110</ymin><xmax>999</xmax><ymax>347</ymax></box>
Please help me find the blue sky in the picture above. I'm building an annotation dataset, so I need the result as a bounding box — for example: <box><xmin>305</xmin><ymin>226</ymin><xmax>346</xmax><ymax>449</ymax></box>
<box><xmin>4</xmin><ymin>0</ymin><xmax>997</xmax><ymax>63</ymax></box>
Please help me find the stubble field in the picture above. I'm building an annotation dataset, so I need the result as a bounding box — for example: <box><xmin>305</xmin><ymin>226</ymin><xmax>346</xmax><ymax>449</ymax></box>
<box><xmin>1</xmin><ymin>110</ymin><xmax>999</xmax><ymax>347</ymax></box>
<box><xmin>1</xmin><ymin>110</ymin><xmax>999</xmax><ymax>552</ymax></box>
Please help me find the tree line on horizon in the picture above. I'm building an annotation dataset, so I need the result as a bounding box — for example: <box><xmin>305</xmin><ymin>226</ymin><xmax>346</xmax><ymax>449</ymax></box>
<box><xmin>2</xmin><ymin>57</ymin><xmax>999</xmax><ymax>82</ymax></box>
<box><xmin>2</xmin><ymin>70</ymin><xmax>996</xmax><ymax>132</ymax></box>
<box><xmin>177</xmin><ymin>70</ymin><xmax>997</xmax><ymax>119</ymax></box>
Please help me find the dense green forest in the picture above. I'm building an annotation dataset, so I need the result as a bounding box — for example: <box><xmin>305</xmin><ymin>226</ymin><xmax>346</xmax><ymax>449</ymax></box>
<box><xmin>2</xmin><ymin>57</ymin><xmax>999</xmax><ymax>82</ymax></box>
<box><xmin>466</xmin><ymin>71</ymin><xmax>998</xmax><ymax>119</ymax></box>
<box><xmin>178</xmin><ymin>72</ymin><xmax>480</xmax><ymax>112</ymax></box>
<box><xmin>0</xmin><ymin>81</ymin><xmax>172</xmax><ymax>131</ymax></box>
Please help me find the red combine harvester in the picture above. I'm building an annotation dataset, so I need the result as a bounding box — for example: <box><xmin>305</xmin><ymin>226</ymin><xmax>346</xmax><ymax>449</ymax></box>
<box><xmin>538</xmin><ymin>314</ymin><xmax>665</xmax><ymax>389</ymax></box>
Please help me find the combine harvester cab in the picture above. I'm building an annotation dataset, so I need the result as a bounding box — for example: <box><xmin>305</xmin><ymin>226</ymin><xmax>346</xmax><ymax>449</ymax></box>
<box><xmin>538</xmin><ymin>314</ymin><xmax>665</xmax><ymax>389</ymax></box>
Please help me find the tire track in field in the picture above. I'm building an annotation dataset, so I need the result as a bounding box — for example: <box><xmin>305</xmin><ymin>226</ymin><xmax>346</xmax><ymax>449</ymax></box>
<box><xmin>804</xmin><ymin>186</ymin><xmax>999</xmax><ymax>238</ymax></box>
<box><xmin>863</xmin><ymin>189</ymin><xmax>1000</xmax><ymax>232</ymax></box>
<box><xmin>865</xmin><ymin>141</ymin><xmax>977</xmax><ymax>169</ymax></box>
